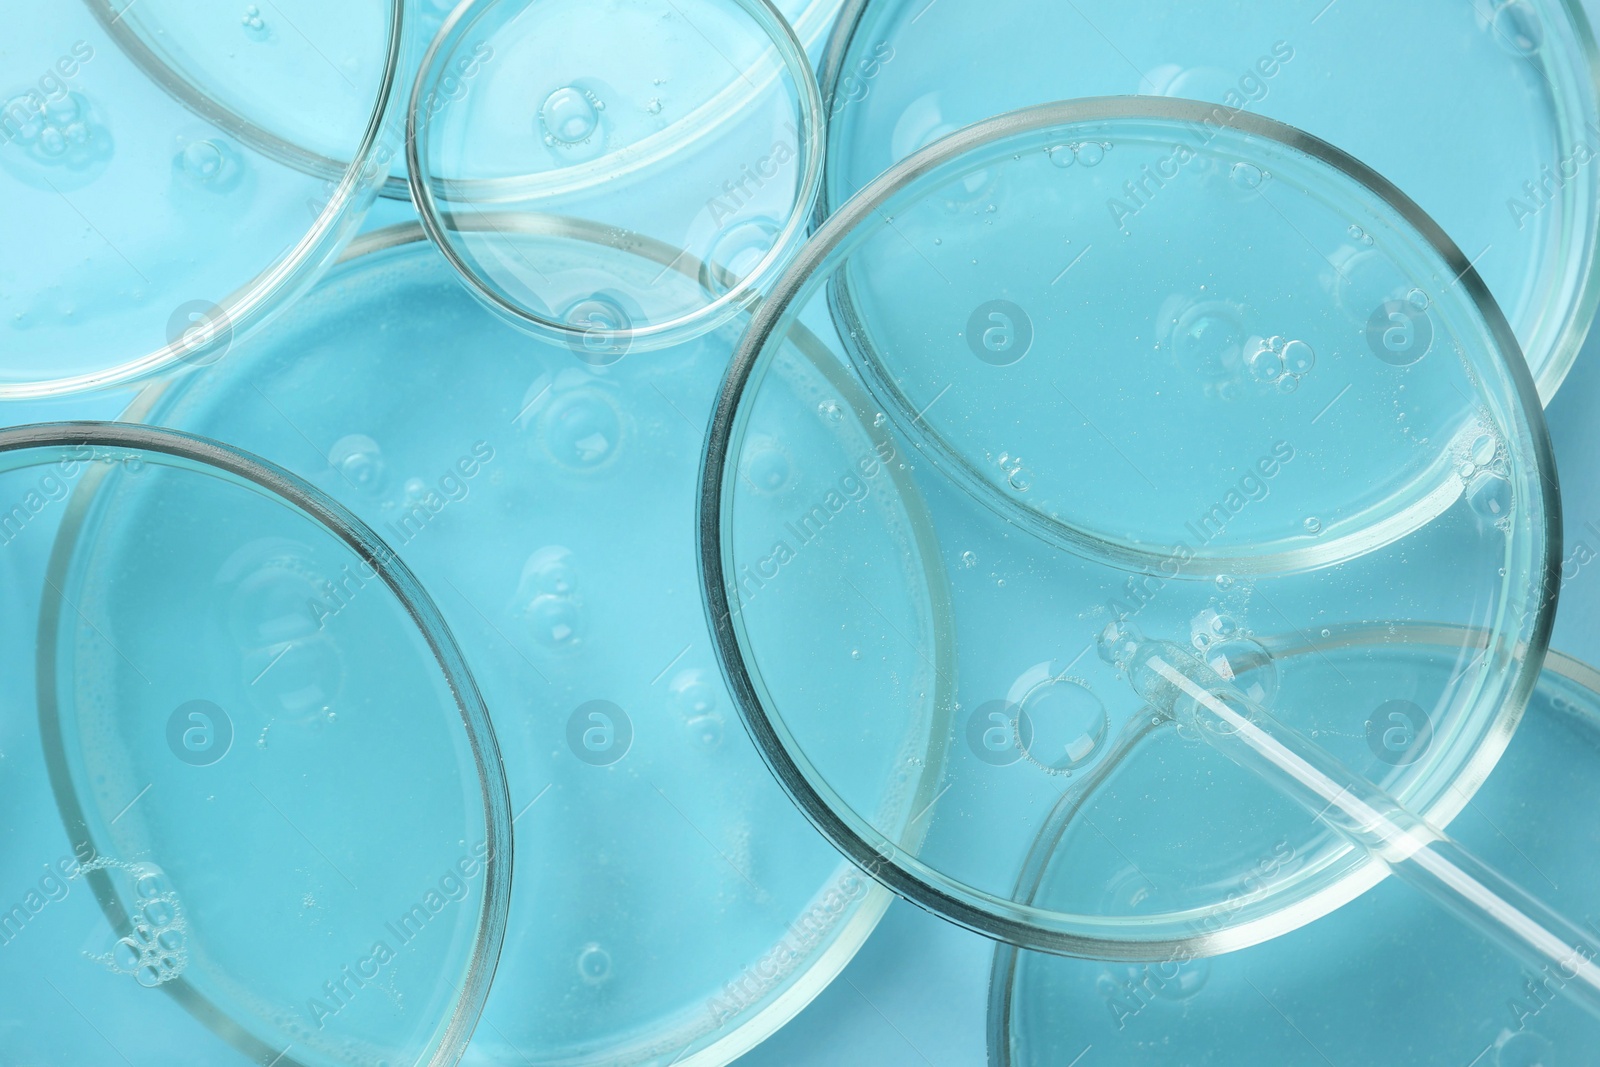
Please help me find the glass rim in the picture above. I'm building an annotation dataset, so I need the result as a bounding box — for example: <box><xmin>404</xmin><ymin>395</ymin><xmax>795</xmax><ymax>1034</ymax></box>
<box><xmin>126</xmin><ymin>223</ymin><xmax>936</xmax><ymax>1066</ymax></box>
<box><xmin>698</xmin><ymin>97</ymin><xmax>1563</xmax><ymax>958</ymax></box>
<box><xmin>404</xmin><ymin>0</ymin><xmax>827</xmax><ymax>350</ymax></box>
<box><xmin>17</xmin><ymin>419</ymin><xmax>513</xmax><ymax>1067</ymax></box>
<box><xmin>985</xmin><ymin>631</ymin><xmax>1600</xmax><ymax>1065</ymax></box>
<box><xmin>4</xmin><ymin>1</ymin><xmax>408</xmax><ymax>400</ymax></box>
<box><xmin>814</xmin><ymin>0</ymin><xmax>1600</xmax><ymax>405</ymax></box>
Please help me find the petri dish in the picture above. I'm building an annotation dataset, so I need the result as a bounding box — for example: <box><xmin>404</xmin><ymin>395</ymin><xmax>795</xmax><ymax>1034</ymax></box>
<box><xmin>0</xmin><ymin>422</ymin><xmax>511</xmax><ymax>1065</ymax></box>
<box><xmin>406</xmin><ymin>0</ymin><xmax>825</xmax><ymax>351</ymax></box>
<box><xmin>819</xmin><ymin>0</ymin><xmax>1600</xmax><ymax>402</ymax></box>
<box><xmin>130</xmin><ymin>223</ymin><xmax>948</xmax><ymax>1065</ymax></box>
<box><xmin>991</xmin><ymin>638</ymin><xmax>1600</xmax><ymax>1066</ymax></box>
<box><xmin>86</xmin><ymin>0</ymin><xmax>843</xmax><ymax>206</ymax></box>
<box><xmin>0</xmin><ymin>3</ymin><xmax>401</xmax><ymax>397</ymax></box>
<box><xmin>701</xmin><ymin>100</ymin><xmax>1559</xmax><ymax>956</ymax></box>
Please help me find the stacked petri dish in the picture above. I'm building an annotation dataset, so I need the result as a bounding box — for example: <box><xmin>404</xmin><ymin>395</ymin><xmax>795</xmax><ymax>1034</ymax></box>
<box><xmin>7</xmin><ymin>0</ymin><xmax>1600</xmax><ymax>1063</ymax></box>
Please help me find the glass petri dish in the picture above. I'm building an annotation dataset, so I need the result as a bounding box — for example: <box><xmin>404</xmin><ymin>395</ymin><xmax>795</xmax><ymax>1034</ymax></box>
<box><xmin>0</xmin><ymin>422</ymin><xmax>511</xmax><ymax>1065</ymax></box>
<box><xmin>406</xmin><ymin>0</ymin><xmax>825</xmax><ymax>351</ymax></box>
<box><xmin>991</xmin><ymin>637</ymin><xmax>1600</xmax><ymax>1066</ymax></box>
<box><xmin>86</xmin><ymin>0</ymin><xmax>842</xmax><ymax>206</ymax></box>
<box><xmin>819</xmin><ymin>0</ymin><xmax>1600</xmax><ymax>402</ymax></box>
<box><xmin>0</xmin><ymin>3</ymin><xmax>401</xmax><ymax>397</ymax></box>
<box><xmin>701</xmin><ymin>100</ymin><xmax>1559</xmax><ymax>956</ymax></box>
<box><xmin>130</xmin><ymin>223</ymin><xmax>948</xmax><ymax>1066</ymax></box>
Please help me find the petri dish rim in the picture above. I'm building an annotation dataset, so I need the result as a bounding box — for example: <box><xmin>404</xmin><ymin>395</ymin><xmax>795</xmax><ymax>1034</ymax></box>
<box><xmin>982</xmin><ymin>627</ymin><xmax>1599</xmax><ymax>1063</ymax></box>
<box><xmin>750</xmin><ymin>95</ymin><xmax>1556</xmax><ymax>577</ymax></box>
<box><xmin>128</xmin><ymin>221</ymin><xmax>949</xmax><ymax>1067</ymax></box>
<box><xmin>405</xmin><ymin>0</ymin><xmax>827</xmax><ymax>350</ymax></box>
<box><xmin>699</xmin><ymin>97</ymin><xmax>1561</xmax><ymax>958</ymax></box>
<box><xmin>21</xmin><ymin>420</ymin><xmax>514</xmax><ymax>1067</ymax></box>
<box><xmin>814</xmin><ymin>0</ymin><xmax>1600</xmax><ymax>404</ymax></box>
<box><xmin>10</xmin><ymin>1</ymin><xmax>409</xmax><ymax>400</ymax></box>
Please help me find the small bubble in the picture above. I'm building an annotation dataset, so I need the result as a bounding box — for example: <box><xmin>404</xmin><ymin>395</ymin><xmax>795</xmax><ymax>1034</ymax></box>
<box><xmin>1406</xmin><ymin>288</ymin><xmax>1430</xmax><ymax>311</ymax></box>
<box><xmin>1277</xmin><ymin>374</ymin><xmax>1300</xmax><ymax>394</ymax></box>
<box><xmin>1020</xmin><ymin>680</ymin><xmax>1108</xmax><ymax>771</ymax></box>
<box><xmin>1320</xmin><ymin>628</ymin><xmax>1331</xmax><ymax>638</ymax></box>
<box><xmin>1466</xmin><ymin>469</ymin><xmax>1513</xmax><ymax>522</ymax></box>
<box><xmin>1215</xmin><ymin>573</ymin><xmax>1234</xmax><ymax>589</ymax></box>
<box><xmin>1303</xmin><ymin>516</ymin><xmax>1322</xmax><ymax>534</ymax></box>
<box><xmin>1007</xmin><ymin>468</ymin><xmax>1032</xmax><ymax>492</ymax></box>
<box><xmin>1076</xmin><ymin>142</ymin><xmax>1107</xmax><ymax>166</ymax></box>
<box><xmin>1469</xmin><ymin>432</ymin><xmax>1498</xmax><ymax>466</ymax></box>
<box><xmin>687</xmin><ymin>713</ymin><xmax>724</xmax><ymax>747</ymax></box>
<box><xmin>1048</xmin><ymin>145</ymin><xmax>1076</xmax><ymax>168</ymax></box>
<box><xmin>873</xmin><ymin>412</ymin><xmax>888</xmax><ymax>427</ymax></box>
<box><xmin>1229</xmin><ymin>162</ymin><xmax>1264</xmax><ymax>190</ymax></box>
<box><xmin>181</xmin><ymin>140</ymin><xmax>225</xmax><ymax>181</ymax></box>
<box><xmin>850</xmin><ymin>649</ymin><xmax>862</xmax><ymax>660</ymax></box>
<box><xmin>668</xmin><ymin>669</ymin><xmax>717</xmax><ymax>717</ymax></box>
<box><xmin>329</xmin><ymin>434</ymin><xmax>388</xmax><ymax>496</ymax></box>
<box><xmin>960</xmin><ymin>550</ymin><xmax>977</xmax><ymax>568</ymax></box>
<box><xmin>818</xmin><ymin>400</ymin><xmax>843</xmax><ymax>422</ymax></box>
<box><xmin>577</xmin><ymin>942</ymin><xmax>612</xmax><ymax>985</ymax></box>
<box><xmin>646</xmin><ymin>97</ymin><xmax>663</xmax><ymax>115</ymax></box>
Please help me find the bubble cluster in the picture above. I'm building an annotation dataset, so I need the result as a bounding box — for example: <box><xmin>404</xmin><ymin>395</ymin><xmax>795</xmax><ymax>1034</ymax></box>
<box><xmin>996</xmin><ymin>451</ymin><xmax>1031</xmax><ymax>493</ymax></box>
<box><xmin>1047</xmin><ymin>141</ymin><xmax>1110</xmax><ymax>168</ymax></box>
<box><xmin>1244</xmin><ymin>335</ymin><xmax>1315</xmax><ymax>392</ymax></box>
<box><xmin>87</xmin><ymin>861</ymin><xmax>188</xmax><ymax>988</ymax></box>
<box><xmin>0</xmin><ymin>91</ymin><xmax>112</xmax><ymax>189</ymax></box>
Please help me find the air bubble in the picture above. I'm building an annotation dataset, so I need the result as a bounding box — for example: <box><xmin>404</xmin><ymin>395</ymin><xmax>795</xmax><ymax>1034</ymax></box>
<box><xmin>1492</xmin><ymin>1</ymin><xmax>1544</xmax><ymax>56</ymax></box>
<box><xmin>1076</xmin><ymin>142</ymin><xmax>1107</xmax><ymax>166</ymax></box>
<box><xmin>1097</xmin><ymin>618</ymin><xmax>1142</xmax><ymax>668</ymax></box>
<box><xmin>818</xmin><ymin>400</ymin><xmax>843</xmax><ymax>422</ymax></box>
<box><xmin>1281</xmin><ymin>340</ymin><xmax>1315</xmax><ymax>375</ymax></box>
<box><xmin>577</xmin><ymin>942</ymin><xmax>613</xmax><ymax>984</ymax></box>
<box><xmin>1406</xmin><ymin>288</ymin><xmax>1430</xmax><ymax>311</ymax></box>
<box><xmin>687</xmin><ymin>713</ymin><xmax>724</xmax><ymax>747</ymax></box>
<box><xmin>1245</xmin><ymin>341</ymin><xmax>1284</xmax><ymax>384</ymax></box>
<box><xmin>329</xmin><ymin>434</ymin><xmax>389</xmax><ymax>496</ymax></box>
<box><xmin>669</xmin><ymin>669</ymin><xmax>718</xmax><ymax>717</ymax></box>
<box><xmin>1466</xmin><ymin>469</ymin><xmax>1513</xmax><ymax>522</ymax></box>
<box><xmin>181</xmin><ymin>140</ymin><xmax>225</xmax><ymax>181</ymax></box>
<box><xmin>520</xmin><ymin>546</ymin><xmax>578</xmax><ymax>598</ymax></box>
<box><xmin>1047</xmin><ymin>145</ymin><xmax>1076</xmax><ymax>168</ymax></box>
<box><xmin>744</xmin><ymin>438</ymin><xmax>792</xmax><ymax>493</ymax></box>
<box><xmin>960</xmin><ymin>550</ymin><xmax>977</xmax><ymax>568</ymax></box>
<box><xmin>524</xmin><ymin>595</ymin><xmax>583</xmax><ymax>651</ymax></box>
<box><xmin>1204</xmin><ymin>637</ymin><xmax>1279</xmax><ymax>706</ymax></box>
<box><xmin>1469</xmin><ymin>432</ymin><xmax>1497</xmax><ymax>466</ymax></box>
<box><xmin>541</xmin><ymin>86</ymin><xmax>602</xmax><ymax>146</ymax></box>
<box><xmin>701</xmin><ymin>216</ymin><xmax>781</xmax><ymax>296</ymax></box>
<box><xmin>543</xmin><ymin>390</ymin><xmax>621</xmax><ymax>469</ymax></box>
<box><xmin>1229</xmin><ymin>162</ymin><xmax>1263</xmax><ymax>190</ymax></box>
<box><xmin>1019</xmin><ymin>680</ymin><xmax>1108</xmax><ymax>771</ymax></box>
<box><xmin>1303</xmin><ymin>516</ymin><xmax>1322</xmax><ymax>534</ymax></box>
